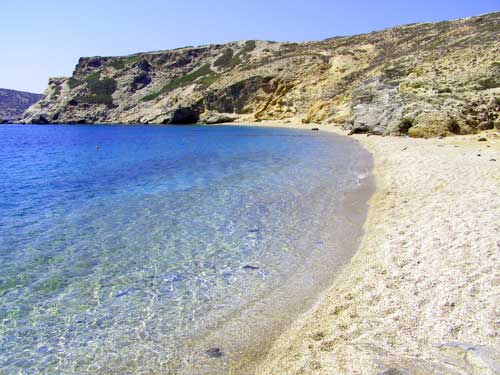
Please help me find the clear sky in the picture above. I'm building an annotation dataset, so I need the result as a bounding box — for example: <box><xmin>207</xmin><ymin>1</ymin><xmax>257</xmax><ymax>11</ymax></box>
<box><xmin>1</xmin><ymin>0</ymin><xmax>498</xmax><ymax>93</ymax></box>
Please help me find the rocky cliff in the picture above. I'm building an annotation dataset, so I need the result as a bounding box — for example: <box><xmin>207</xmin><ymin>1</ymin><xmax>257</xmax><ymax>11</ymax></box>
<box><xmin>0</xmin><ymin>89</ymin><xmax>41</xmax><ymax>122</ymax></box>
<box><xmin>22</xmin><ymin>12</ymin><xmax>500</xmax><ymax>137</ymax></box>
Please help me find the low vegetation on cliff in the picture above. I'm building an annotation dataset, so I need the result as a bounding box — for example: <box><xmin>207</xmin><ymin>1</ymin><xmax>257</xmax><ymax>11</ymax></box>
<box><xmin>22</xmin><ymin>12</ymin><xmax>500</xmax><ymax>137</ymax></box>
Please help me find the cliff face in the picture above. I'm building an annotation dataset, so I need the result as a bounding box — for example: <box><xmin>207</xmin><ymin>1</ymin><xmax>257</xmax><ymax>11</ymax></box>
<box><xmin>22</xmin><ymin>12</ymin><xmax>500</xmax><ymax>137</ymax></box>
<box><xmin>0</xmin><ymin>89</ymin><xmax>41</xmax><ymax>122</ymax></box>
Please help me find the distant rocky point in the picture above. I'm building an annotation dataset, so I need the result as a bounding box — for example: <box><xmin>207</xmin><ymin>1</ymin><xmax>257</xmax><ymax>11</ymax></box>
<box><xmin>21</xmin><ymin>12</ymin><xmax>500</xmax><ymax>137</ymax></box>
<box><xmin>0</xmin><ymin>89</ymin><xmax>41</xmax><ymax>122</ymax></box>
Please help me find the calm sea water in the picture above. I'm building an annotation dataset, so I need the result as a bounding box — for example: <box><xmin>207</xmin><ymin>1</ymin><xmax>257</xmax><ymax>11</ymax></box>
<box><xmin>0</xmin><ymin>124</ymin><xmax>372</xmax><ymax>374</ymax></box>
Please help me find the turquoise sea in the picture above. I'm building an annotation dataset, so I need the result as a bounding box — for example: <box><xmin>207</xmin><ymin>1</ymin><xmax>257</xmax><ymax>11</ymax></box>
<box><xmin>0</xmin><ymin>124</ymin><xmax>372</xmax><ymax>374</ymax></box>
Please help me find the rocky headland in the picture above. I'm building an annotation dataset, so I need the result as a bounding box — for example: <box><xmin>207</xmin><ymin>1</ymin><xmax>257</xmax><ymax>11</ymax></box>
<box><xmin>0</xmin><ymin>88</ymin><xmax>41</xmax><ymax>122</ymax></box>
<box><xmin>22</xmin><ymin>12</ymin><xmax>500</xmax><ymax>138</ymax></box>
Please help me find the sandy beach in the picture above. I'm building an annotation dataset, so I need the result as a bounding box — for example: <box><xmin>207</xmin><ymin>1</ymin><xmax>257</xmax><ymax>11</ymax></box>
<box><xmin>223</xmin><ymin>120</ymin><xmax>500</xmax><ymax>374</ymax></box>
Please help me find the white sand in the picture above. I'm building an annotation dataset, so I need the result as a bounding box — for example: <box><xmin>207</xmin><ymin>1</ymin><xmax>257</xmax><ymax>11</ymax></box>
<box><xmin>223</xmin><ymin>121</ymin><xmax>500</xmax><ymax>374</ymax></box>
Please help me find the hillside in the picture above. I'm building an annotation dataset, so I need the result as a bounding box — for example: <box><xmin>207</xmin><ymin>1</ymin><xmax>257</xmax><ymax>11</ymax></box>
<box><xmin>22</xmin><ymin>12</ymin><xmax>500</xmax><ymax>137</ymax></box>
<box><xmin>0</xmin><ymin>89</ymin><xmax>41</xmax><ymax>122</ymax></box>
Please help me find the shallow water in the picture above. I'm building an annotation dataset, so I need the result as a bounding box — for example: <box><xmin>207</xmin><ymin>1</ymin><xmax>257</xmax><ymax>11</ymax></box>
<box><xmin>0</xmin><ymin>124</ymin><xmax>372</xmax><ymax>374</ymax></box>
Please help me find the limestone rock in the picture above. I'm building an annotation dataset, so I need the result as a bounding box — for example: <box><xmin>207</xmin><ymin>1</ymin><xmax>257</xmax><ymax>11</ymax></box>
<box><xmin>407</xmin><ymin>112</ymin><xmax>460</xmax><ymax>138</ymax></box>
<box><xmin>349</xmin><ymin>78</ymin><xmax>404</xmax><ymax>135</ymax></box>
<box><xmin>199</xmin><ymin>112</ymin><xmax>238</xmax><ymax>124</ymax></box>
<box><xmin>19</xmin><ymin>12</ymin><xmax>500</xmax><ymax>138</ymax></box>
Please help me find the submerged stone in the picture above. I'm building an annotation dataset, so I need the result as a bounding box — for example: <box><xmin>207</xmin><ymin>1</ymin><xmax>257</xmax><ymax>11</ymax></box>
<box><xmin>379</xmin><ymin>369</ymin><xmax>410</xmax><ymax>375</ymax></box>
<box><xmin>206</xmin><ymin>347</ymin><xmax>224</xmax><ymax>358</ymax></box>
<box><xmin>242</xmin><ymin>265</ymin><xmax>259</xmax><ymax>270</ymax></box>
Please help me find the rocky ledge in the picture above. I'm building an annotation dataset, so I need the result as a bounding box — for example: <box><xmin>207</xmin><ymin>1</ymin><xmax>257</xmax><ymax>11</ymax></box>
<box><xmin>22</xmin><ymin>12</ymin><xmax>500</xmax><ymax>138</ymax></box>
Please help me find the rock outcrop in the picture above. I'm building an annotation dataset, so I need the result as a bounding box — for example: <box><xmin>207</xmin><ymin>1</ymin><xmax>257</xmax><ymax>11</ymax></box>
<box><xmin>0</xmin><ymin>89</ymin><xmax>41</xmax><ymax>122</ymax></box>
<box><xmin>21</xmin><ymin>12</ymin><xmax>500</xmax><ymax>137</ymax></box>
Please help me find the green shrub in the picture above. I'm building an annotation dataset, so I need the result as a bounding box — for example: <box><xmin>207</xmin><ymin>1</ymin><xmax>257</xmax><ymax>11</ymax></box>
<box><xmin>75</xmin><ymin>94</ymin><xmax>114</xmax><ymax>106</ymax></box>
<box><xmin>141</xmin><ymin>64</ymin><xmax>215</xmax><ymax>101</ymax></box>
<box><xmin>91</xmin><ymin>78</ymin><xmax>117</xmax><ymax>96</ymax></box>
<box><xmin>109</xmin><ymin>60</ymin><xmax>125</xmax><ymax>70</ymax></box>
<box><xmin>124</xmin><ymin>55</ymin><xmax>141</xmax><ymax>65</ymax></box>
<box><xmin>72</xmin><ymin>72</ymin><xmax>117</xmax><ymax>106</ymax></box>
<box><xmin>86</xmin><ymin>94</ymin><xmax>114</xmax><ymax>105</ymax></box>
<box><xmin>214</xmin><ymin>49</ymin><xmax>234</xmax><ymax>67</ymax></box>
<box><xmin>241</xmin><ymin>40</ymin><xmax>257</xmax><ymax>54</ymax></box>
<box><xmin>181</xmin><ymin>64</ymin><xmax>214</xmax><ymax>81</ymax></box>
<box><xmin>229</xmin><ymin>54</ymin><xmax>242</xmax><ymax>67</ymax></box>
<box><xmin>141</xmin><ymin>91</ymin><xmax>163</xmax><ymax>102</ymax></box>
<box><xmin>220</xmin><ymin>40</ymin><xmax>256</xmax><ymax>69</ymax></box>
<box><xmin>67</xmin><ymin>77</ymin><xmax>83</xmax><ymax>89</ymax></box>
<box><xmin>85</xmin><ymin>71</ymin><xmax>101</xmax><ymax>86</ymax></box>
<box><xmin>86</xmin><ymin>72</ymin><xmax>117</xmax><ymax>96</ymax></box>
<box><xmin>214</xmin><ymin>49</ymin><xmax>243</xmax><ymax>69</ymax></box>
<box><xmin>198</xmin><ymin>74</ymin><xmax>218</xmax><ymax>86</ymax></box>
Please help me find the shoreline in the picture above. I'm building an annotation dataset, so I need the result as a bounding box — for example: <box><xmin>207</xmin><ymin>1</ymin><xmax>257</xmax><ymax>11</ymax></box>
<box><xmin>221</xmin><ymin>120</ymin><xmax>500</xmax><ymax>374</ymax></box>
<box><xmin>178</xmin><ymin>125</ymin><xmax>375</xmax><ymax>375</ymax></box>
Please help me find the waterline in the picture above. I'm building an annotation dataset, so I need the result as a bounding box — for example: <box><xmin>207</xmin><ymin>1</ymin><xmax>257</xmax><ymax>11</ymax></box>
<box><xmin>0</xmin><ymin>124</ymin><xmax>373</xmax><ymax>374</ymax></box>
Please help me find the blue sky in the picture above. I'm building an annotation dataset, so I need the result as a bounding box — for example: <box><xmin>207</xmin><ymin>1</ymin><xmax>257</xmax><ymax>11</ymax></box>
<box><xmin>1</xmin><ymin>0</ymin><xmax>498</xmax><ymax>93</ymax></box>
